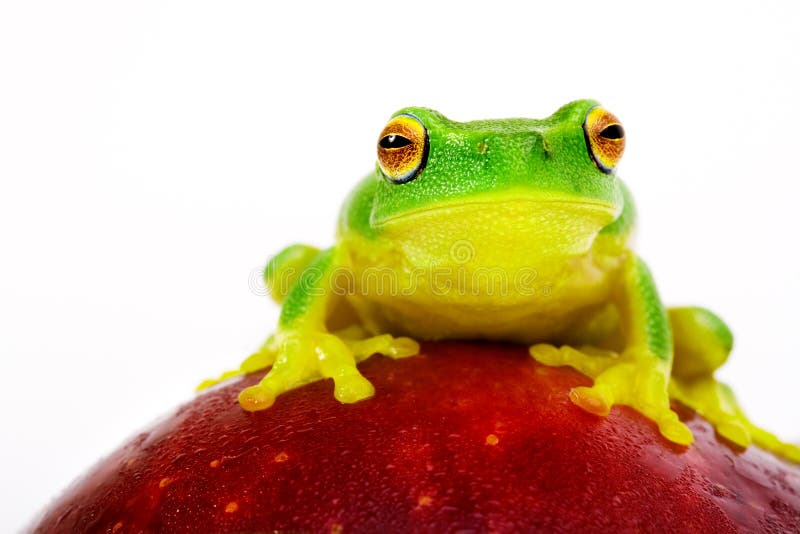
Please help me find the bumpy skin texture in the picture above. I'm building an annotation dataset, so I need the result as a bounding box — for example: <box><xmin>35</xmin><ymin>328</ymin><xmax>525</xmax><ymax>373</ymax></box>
<box><xmin>34</xmin><ymin>344</ymin><xmax>800</xmax><ymax>533</ymax></box>
<box><xmin>201</xmin><ymin>100</ymin><xmax>798</xmax><ymax>461</ymax></box>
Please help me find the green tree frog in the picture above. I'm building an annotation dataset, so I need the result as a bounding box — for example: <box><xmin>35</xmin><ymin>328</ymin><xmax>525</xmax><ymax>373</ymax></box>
<box><xmin>201</xmin><ymin>100</ymin><xmax>798</xmax><ymax>462</ymax></box>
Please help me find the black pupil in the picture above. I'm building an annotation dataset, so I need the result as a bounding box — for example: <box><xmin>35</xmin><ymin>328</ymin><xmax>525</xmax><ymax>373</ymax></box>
<box><xmin>599</xmin><ymin>124</ymin><xmax>624</xmax><ymax>140</ymax></box>
<box><xmin>380</xmin><ymin>134</ymin><xmax>412</xmax><ymax>149</ymax></box>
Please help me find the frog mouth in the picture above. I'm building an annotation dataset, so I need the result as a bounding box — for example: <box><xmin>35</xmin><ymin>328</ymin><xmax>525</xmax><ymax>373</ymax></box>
<box><xmin>371</xmin><ymin>196</ymin><xmax>621</xmax><ymax>260</ymax></box>
<box><xmin>372</xmin><ymin>197</ymin><xmax>620</xmax><ymax>229</ymax></box>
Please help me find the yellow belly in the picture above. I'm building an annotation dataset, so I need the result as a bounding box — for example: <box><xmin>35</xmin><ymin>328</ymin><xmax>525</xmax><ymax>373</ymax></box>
<box><xmin>342</xmin><ymin>239</ymin><xmax>626</xmax><ymax>345</ymax></box>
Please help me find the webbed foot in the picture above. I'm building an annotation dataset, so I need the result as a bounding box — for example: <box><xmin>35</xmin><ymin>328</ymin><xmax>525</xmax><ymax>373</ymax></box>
<box><xmin>200</xmin><ymin>329</ymin><xmax>420</xmax><ymax>412</ymax></box>
<box><xmin>530</xmin><ymin>344</ymin><xmax>693</xmax><ymax>446</ymax></box>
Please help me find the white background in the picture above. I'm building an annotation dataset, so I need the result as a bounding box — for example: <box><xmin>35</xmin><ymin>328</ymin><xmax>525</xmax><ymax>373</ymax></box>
<box><xmin>2</xmin><ymin>1</ymin><xmax>799</xmax><ymax>531</ymax></box>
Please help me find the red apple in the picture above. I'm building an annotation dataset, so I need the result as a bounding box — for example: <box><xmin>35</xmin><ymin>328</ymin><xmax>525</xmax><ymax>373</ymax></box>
<box><xmin>30</xmin><ymin>342</ymin><xmax>800</xmax><ymax>532</ymax></box>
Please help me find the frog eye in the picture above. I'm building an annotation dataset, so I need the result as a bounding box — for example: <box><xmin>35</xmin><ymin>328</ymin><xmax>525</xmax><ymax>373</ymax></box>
<box><xmin>377</xmin><ymin>114</ymin><xmax>429</xmax><ymax>184</ymax></box>
<box><xmin>583</xmin><ymin>107</ymin><xmax>626</xmax><ymax>173</ymax></box>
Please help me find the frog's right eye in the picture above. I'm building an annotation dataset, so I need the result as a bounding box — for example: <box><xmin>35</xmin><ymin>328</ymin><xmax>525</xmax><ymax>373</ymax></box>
<box><xmin>583</xmin><ymin>107</ymin><xmax>626</xmax><ymax>173</ymax></box>
<box><xmin>377</xmin><ymin>114</ymin><xmax>429</xmax><ymax>184</ymax></box>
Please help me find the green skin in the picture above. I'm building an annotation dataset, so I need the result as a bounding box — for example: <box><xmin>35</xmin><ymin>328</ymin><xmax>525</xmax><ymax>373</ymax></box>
<box><xmin>203</xmin><ymin>100</ymin><xmax>798</xmax><ymax>462</ymax></box>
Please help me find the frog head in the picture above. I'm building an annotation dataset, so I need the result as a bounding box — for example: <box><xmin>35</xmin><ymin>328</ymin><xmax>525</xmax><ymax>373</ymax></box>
<box><xmin>369</xmin><ymin>100</ymin><xmax>626</xmax><ymax>265</ymax></box>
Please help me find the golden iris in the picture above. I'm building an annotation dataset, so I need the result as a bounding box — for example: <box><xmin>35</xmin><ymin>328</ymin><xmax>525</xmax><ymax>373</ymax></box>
<box><xmin>584</xmin><ymin>107</ymin><xmax>625</xmax><ymax>173</ymax></box>
<box><xmin>377</xmin><ymin>114</ymin><xmax>428</xmax><ymax>183</ymax></box>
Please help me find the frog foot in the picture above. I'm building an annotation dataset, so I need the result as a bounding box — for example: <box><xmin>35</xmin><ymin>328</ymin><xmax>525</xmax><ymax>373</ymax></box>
<box><xmin>196</xmin><ymin>335</ymin><xmax>282</xmax><ymax>391</ymax></box>
<box><xmin>233</xmin><ymin>329</ymin><xmax>419</xmax><ymax>412</ymax></box>
<box><xmin>670</xmin><ymin>377</ymin><xmax>800</xmax><ymax>463</ymax></box>
<box><xmin>572</xmin><ymin>361</ymin><xmax>693</xmax><ymax>446</ymax></box>
<box><xmin>530</xmin><ymin>344</ymin><xmax>693</xmax><ymax>446</ymax></box>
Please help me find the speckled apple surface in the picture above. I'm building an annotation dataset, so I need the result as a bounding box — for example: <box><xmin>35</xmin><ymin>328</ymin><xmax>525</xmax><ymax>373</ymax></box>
<box><xmin>31</xmin><ymin>342</ymin><xmax>800</xmax><ymax>533</ymax></box>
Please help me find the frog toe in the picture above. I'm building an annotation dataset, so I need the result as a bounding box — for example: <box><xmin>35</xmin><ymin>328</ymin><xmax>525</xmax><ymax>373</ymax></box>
<box><xmin>238</xmin><ymin>359</ymin><xmax>305</xmax><ymax>411</ymax></box>
<box><xmin>569</xmin><ymin>385</ymin><xmax>612</xmax><ymax>416</ymax></box>
<box><xmin>529</xmin><ymin>344</ymin><xmax>565</xmax><ymax>367</ymax></box>
<box><xmin>333</xmin><ymin>372</ymin><xmax>375</xmax><ymax>404</ymax></box>
<box><xmin>780</xmin><ymin>443</ymin><xmax>800</xmax><ymax>463</ymax></box>
<box><xmin>344</xmin><ymin>333</ymin><xmax>420</xmax><ymax>362</ymax></box>
<box><xmin>655</xmin><ymin>413</ymin><xmax>694</xmax><ymax>446</ymax></box>
<box><xmin>530</xmin><ymin>344</ymin><xmax>619</xmax><ymax>378</ymax></box>
<box><xmin>716</xmin><ymin>420</ymin><xmax>752</xmax><ymax>448</ymax></box>
<box><xmin>196</xmin><ymin>369</ymin><xmax>243</xmax><ymax>392</ymax></box>
<box><xmin>238</xmin><ymin>384</ymin><xmax>277</xmax><ymax>412</ymax></box>
<box><xmin>197</xmin><ymin>336</ymin><xmax>279</xmax><ymax>392</ymax></box>
<box><xmin>387</xmin><ymin>336</ymin><xmax>420</xmax><ymax>358</ymax></box>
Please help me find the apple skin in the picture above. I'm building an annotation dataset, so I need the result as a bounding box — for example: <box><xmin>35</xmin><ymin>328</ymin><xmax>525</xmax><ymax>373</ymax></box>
<box><xmin>31</xmin><ymin>342</ymin><xmax>800</xmax><ymax>533</ymax></box>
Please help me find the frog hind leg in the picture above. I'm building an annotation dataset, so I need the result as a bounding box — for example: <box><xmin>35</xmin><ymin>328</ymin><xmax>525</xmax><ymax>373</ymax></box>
<box><xmin>264</xmin><ymin>243</ymin><xmax>322</xmax><ymax>304</ymax></box>
<box><xmin>668</xmin><ymin>307</ymin><xmax>800</xmax><ymax>462</ymax></box>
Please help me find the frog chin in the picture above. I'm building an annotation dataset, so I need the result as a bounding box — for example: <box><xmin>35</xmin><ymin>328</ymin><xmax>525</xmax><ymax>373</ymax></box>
<box><xmin>371</xmin><ymin>198</ymin><xmax>620</xmax><ymax>267</ymax></box>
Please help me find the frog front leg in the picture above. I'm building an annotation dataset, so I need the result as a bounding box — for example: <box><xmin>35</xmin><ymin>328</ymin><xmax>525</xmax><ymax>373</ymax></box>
<box><xmin>532</xmin><ymin>255</ymin><xmax>693</xmax><ymax>446</ymax></box>
<box><xmin>236</xmin><ymin>247</ymin><xmax>418</xmax><ymax>411</ymax></box>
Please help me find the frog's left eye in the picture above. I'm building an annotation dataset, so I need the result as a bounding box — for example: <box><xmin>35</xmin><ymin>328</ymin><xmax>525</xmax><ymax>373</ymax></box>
<box><xmin>583</xmin><ymin>107</ymin><xmax>626</xmax><ymax>173</ymax></box>
<box><xmin>377</xmin><ymin>114</ymin><xmax>429</xmax><ymax>184</ymax></box>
